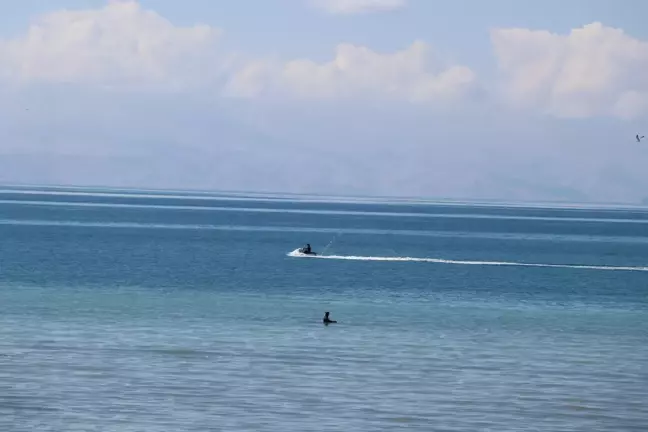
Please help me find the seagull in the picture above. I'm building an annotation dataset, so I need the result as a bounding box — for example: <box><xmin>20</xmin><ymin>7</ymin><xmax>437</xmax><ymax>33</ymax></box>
<box><xmin>637</xmin><ymin>134</ymin><xmax>645</xmax><ymax>143</ymax></box>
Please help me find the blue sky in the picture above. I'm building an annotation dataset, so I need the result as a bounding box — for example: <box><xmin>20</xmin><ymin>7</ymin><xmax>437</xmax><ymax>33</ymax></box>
<box><xmin>0</xmin><ymin>0</ymin><xmax>646</xmax><ymax>203</ymax></box>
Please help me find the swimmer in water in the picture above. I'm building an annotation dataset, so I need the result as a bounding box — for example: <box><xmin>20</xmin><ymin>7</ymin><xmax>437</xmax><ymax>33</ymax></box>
<box><xmin>323</xmin><ymin>311</ymin><xmax>337</xmax><ymax>325</ymax></box>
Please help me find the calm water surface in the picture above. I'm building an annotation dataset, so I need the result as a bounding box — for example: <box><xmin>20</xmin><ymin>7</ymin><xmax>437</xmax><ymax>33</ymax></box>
<box><xmin>1</xmin><ymin>187</ymin><xmax>647</xmax><ymax>431</ymax></box>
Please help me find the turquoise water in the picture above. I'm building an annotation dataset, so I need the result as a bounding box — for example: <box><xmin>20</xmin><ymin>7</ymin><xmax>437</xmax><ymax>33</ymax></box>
<box><xmin>1</xmin><ymin>187</ymin><xmax>647</xmax><ymax>431</ymax></box>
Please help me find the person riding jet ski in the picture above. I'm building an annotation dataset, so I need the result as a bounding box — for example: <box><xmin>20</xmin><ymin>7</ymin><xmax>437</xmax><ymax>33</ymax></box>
<box><xmin>299</xmin><ymin>243</ymin><xmax>316</xmax><ymax>255</ymax></box>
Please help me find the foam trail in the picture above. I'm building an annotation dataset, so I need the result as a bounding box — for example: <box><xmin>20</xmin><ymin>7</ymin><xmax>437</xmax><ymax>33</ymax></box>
<box><xmin>287</xmin><ymin>250</ymin><xmax>648</xmax><ymax>272</ymax></box>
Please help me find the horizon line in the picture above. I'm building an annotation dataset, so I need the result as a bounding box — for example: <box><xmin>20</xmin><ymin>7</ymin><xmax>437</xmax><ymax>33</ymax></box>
<box><xmin>1</xmin><ymin>181</ymin><xmax>648</xmax><ymax>211</ymax></box>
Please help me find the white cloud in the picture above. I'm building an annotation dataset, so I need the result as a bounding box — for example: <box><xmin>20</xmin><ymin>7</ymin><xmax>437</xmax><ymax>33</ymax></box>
<box><xmin>491</xmin><ymin>22</ymin><xmax>648</xmax><ymax>119</ymax></box>
<box><xmin>0</xmin><ymin>1</ymin><xmax>472</xmax><ymax>104</ymax></box>
<box><xmin>225</xmin><ymin>41</ymin><xmax>477</xmax><ymax>103</ymax></box>
<box><xmin>0</xmin><ymin>0</ymin><xmax>223</xmax><ymax>90</ymax></box>
<box><xmin>5</xmin><ymin>2</ymin><xmax>645</xmax><ymax>121</ymax></box>
<box><xmin>310</xmin><ymin>0</ymin><xmax>406</xmax><ymax>15</ymax></box>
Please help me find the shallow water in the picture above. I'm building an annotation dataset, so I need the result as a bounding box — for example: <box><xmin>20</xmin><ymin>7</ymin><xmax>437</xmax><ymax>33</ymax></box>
<box><xmin>1</xmin><ymin>187</ymin><xmax>647</xmax><ymax>431</ymax></box>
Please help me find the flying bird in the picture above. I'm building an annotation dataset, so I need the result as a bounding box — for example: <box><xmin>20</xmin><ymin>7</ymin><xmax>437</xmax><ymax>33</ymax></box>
<box><xmin>637</xmin><ymin>134</ymin><xmax>644</xmax><ymax>142</ymax></box>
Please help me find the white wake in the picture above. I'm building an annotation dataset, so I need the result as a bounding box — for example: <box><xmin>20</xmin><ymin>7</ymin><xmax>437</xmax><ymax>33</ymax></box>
<box><xmin>287</xmin><ymin>249</ymin><xmax>648</xmax><ymax>272</ymax></box>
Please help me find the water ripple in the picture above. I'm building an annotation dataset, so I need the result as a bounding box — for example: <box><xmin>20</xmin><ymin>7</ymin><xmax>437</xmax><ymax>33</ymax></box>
<box><xmin>2</xmin><ymin>312</ymin><xmax>646</xmax><ymax>432</ymax></box>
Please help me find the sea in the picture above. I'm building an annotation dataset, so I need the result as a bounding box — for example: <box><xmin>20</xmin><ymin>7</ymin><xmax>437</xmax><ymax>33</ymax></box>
<box><xmin>0</xmin><ymin>186</ymin><xmax>646</xmax><ymax>432</ymax></box>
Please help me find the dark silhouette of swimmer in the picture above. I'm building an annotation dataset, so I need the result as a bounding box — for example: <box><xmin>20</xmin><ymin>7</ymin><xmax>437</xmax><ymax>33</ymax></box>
<box><xmin>323</xmin><ymin>311</ymin><xmax>337</xmax><ymax>325</ymax></box>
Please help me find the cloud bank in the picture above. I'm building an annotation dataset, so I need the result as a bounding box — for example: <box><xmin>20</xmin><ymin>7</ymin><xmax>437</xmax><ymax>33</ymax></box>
<box><xmin>225</xmin><ymin>41</ymin><xmax>477</xmax><ymax>103</ymax></box>
<box><xmin>0</xmin><ymin>0</ymin><xmax>223</xmax><ymax>90</ymax></box>
<box><xmin>1</xmin><ymin>1</ymin><xmax>646</xmax><ymax>119</ymax></box>
<box><xmin>491</xmin><ymin>22</ymin><xmax>648</xmax><ymax>120</ymax></box>
<box><xmin>0</xmin><ymin>1</ymin><xmax>473</xmax><ymax>104</ymax></box>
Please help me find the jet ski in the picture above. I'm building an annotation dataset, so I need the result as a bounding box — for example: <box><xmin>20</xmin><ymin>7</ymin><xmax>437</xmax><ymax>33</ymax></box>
<box><xmin>297</xmin><ymin>244</ymin><xmax>317</xmax><ymax>256</ymax></box>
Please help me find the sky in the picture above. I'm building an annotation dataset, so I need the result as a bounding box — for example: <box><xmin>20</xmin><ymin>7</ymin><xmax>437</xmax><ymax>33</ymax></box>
<box><xmin>0</xmin><ymin>0</ymin><xmax>646</xmax><ymax>203</ymax></box>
